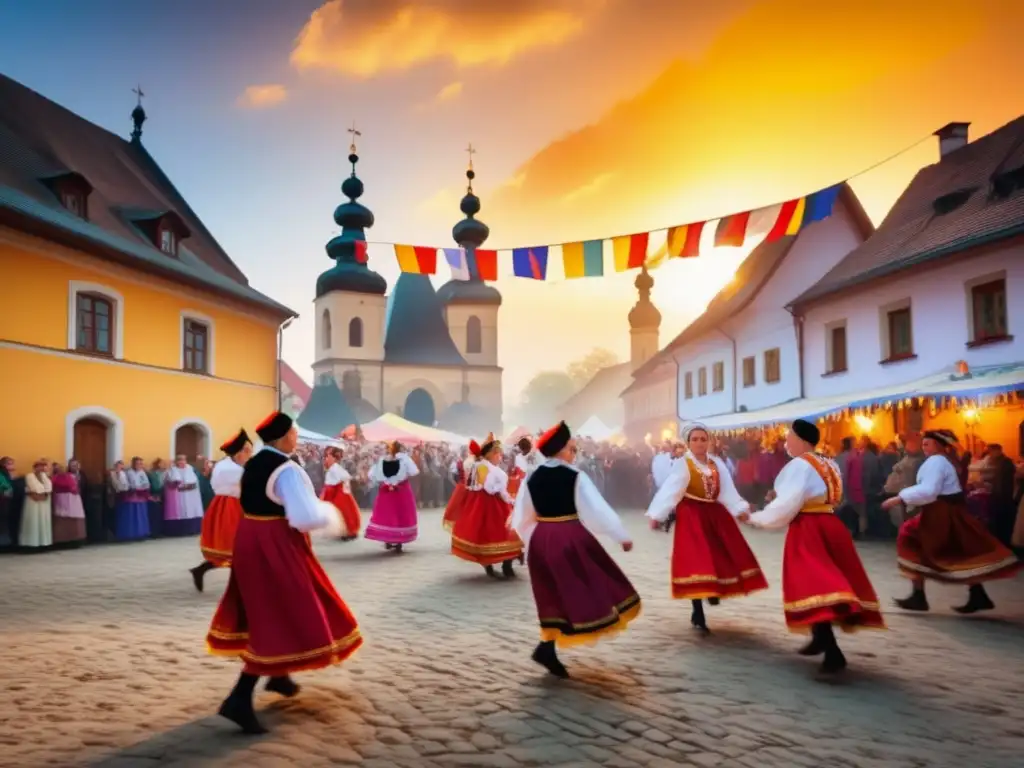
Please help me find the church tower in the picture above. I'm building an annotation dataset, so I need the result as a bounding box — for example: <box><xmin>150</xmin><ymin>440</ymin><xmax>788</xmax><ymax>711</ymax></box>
<box><xmin>628</xmin><ymin>265</ymin><xmax>661</xmax><ymax>371</ymax></box>
<box><xmin>311</xmin><ymin>137</ymin><xmax>388</xmax><ymax>407</ymax></box>
<box><xmin>436</xmin><ymin>156</ymin><xmax>502</xmax><ymax>368</ymax></box>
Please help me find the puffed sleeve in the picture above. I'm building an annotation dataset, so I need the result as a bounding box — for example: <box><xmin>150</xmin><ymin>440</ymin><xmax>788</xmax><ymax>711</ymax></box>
<box><xmin>748</xmin><ymin>459</ymin><xmax>817</xmax><ymax>531</ymax></box>
<box><xmin>401</xmin><ymin>454</ymin><xmax>420</xmax><ymax>478</ymax></box>
<box><xmin>713</xmin><ymin>456</ymin><xmax>750</xmax><ymax>517</ymax></box>
<box><xmin>274</xmin><ymin>465</ymin><xmax>335</xmax><ymax>532</ymax></box>
<box><xmin>898</xmin><ymin>457</ymin><xmax>945</xmax><ymax>507</ymax></box>
<box><xmin>646</xmin><ymin>458</ymin><xmax>690</xmax><ymax>523</ymax></box>
<box><xmin>510</xmin><ymin>482</ymin><xmax>538</xmax><ymax>548</ymax></box>
<box><xmin>483</xmin><ymin>465</ymin><xmax>513</xmax><ymax>504</ymax></box>
<box><xmin>576</xmin><ymin>471</ymin><xmax>630</xmax><ymax>543</ymax></box>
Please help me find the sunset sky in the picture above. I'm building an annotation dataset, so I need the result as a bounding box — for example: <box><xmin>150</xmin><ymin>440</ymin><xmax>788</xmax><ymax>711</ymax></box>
<box><xmin>2</xmin><ymin>0</ymin><xmax>1023</xmax><ymax>403</ymax></box>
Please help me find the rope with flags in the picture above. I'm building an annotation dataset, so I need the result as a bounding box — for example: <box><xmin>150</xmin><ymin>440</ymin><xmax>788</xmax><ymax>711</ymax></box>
<box><xmin>367</xmin><ymin>134</ymin><xmax>932</xmax><ymax>282</ymax></box>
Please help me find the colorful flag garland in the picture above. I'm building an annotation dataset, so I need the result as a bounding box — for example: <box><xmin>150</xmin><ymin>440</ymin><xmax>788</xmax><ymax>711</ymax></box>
<box><xmin>387</xmin><ymin>181</ymin><xmax>844</xmax><ymax>281</ymax></box>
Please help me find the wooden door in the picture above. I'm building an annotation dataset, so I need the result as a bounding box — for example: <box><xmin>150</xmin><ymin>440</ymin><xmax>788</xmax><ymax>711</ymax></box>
<box><xmin>174</xmin><ymin>425</ymin><xmax>200</xmax><ymax>462</ymax></box>
<box><xmin>73</xmin><ymin>418</ymin><xmax>108</xmax><ymax>484</ymax></box>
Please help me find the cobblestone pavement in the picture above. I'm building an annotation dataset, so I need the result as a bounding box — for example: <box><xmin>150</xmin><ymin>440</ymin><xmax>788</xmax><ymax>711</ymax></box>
<box><xmin>1</xmin><ymin>509</ymin><xmax>1022</xmax><ymax>768</ymax></box>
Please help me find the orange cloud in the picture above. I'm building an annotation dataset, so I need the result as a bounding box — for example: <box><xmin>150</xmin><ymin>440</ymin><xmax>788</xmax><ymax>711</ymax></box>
<box><xmin>291</xmin><ymin>0</ymin><xmax>600</xmax><ymax>77</ymax></box>
<box><xmin>488</xmin><ymin>0</ymin><xmax>1022</xmax><ymax>244</ymax></box>
<box><xmin>435</xmin><ymin>81</ymin><xmax>464</xmax><ymax>103</ymax></box>
<box><xmin>237</xmin><ymin>84</ymin><xmax>288</xmax><ymax>109</ymax></box>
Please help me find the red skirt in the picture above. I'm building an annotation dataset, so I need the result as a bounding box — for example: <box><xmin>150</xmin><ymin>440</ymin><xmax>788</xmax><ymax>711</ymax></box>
<box><xmin>671</xmin><ymin>498</ymin><xmax>768</xmax><ymax>600</ymax></box>
<box><xmin>206</xmin><ymin>515</ymin><xmax>363</xmax><ymax>676</ymax></box>
<box><xmin>200</xmin><ymin>495</ymin><xmax>242</xmax><ymax>567</ymax></box>
<box><xmin>451</xmin><ymin>490</ymin><xmax>523</xmax><ymax>566</ymax></box>
<box><xmin>782</xmin><ymin>513</ymin><xmax>885</xmax><ymax>633</ymax></box>
<box><xmin>897</xmin><ymin>497</ymin><xmax>1021</xmax><ymax>584</ymax></box>
<box><xmin>508</xmin><ymin>468</ymin><xmax>525</xmax><ymax>499</ymax></box>
<box><xmin>322</xmin><ymin>484</ymin><xmax>361</xmax><ymax>537</ymax></box>
<box><xmin>442</xmin><ymin>483</ymin><xmax>469</xmax><ymax>531</ymax></box>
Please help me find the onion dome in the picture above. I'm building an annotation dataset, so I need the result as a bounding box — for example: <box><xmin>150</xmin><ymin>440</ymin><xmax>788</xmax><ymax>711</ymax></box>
<box><xmin>628</xmin><ymin>265</ymin><xmax>661</xmax><ymax>329</ymax></box>
<box><xmin>316</xmin><ymin>150</ymin><xmax>387</xmax><ymax>298</ymax></box>
<box><xmin>437</xmin><ymin>164</ymin><xmax>502</xmax><ymax>307</ymax></box>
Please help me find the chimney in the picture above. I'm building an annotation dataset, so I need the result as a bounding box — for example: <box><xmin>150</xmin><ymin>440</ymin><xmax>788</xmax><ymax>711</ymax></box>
<box><xmin>934</xmin><ymin>122</ymin><xmax>970</xmax><ymax>159</ymax></box>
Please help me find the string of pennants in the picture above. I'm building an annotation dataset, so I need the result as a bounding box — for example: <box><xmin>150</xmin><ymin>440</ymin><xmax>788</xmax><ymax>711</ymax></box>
<box><xmin>388</xmin><ymin>183</ymin><xmax>843</xmax><ymax>281</ymax></box>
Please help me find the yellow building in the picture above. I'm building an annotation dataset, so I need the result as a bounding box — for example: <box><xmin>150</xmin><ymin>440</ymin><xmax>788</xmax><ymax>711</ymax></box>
<box><xmin>0</xmin><ymin>75</ymin><xmax>294</xmax><ymax>484</ymax></box>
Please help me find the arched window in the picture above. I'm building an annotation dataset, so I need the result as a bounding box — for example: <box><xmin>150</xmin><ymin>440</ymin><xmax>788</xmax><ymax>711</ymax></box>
<box><xmin>466</xmin><ymin>315</ymin><xmax>482</xmax><ymax>354</ymax></box>
<box><xmin>322</xmin><ymin>309</ymin><xmax>332</xmax><ymax>350</ymax></box>
<box><xmin>348</xmin><ymin>317</ymin><xmax>363</xmax><ymax>348</ymax></box>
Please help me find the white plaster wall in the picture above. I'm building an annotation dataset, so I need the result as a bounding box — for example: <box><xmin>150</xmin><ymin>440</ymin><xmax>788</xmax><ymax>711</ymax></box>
<box><xmin>444</xmin><ymin>305</ymin><xmax>499</xmax><ymax>367</ymax></box>
<box><xmin>314</xmin><ymin>292</ymin><xmax>387</xmax><ymax>364</ymax></box>
<box><xmin>674</xmin><ymin>337</ymin><xmax>734</xmax><ymax>420</ymax></box>
<box><xmin>804</xmin><ymin>244</ymin><xmax>1024</xmax><ymax>399</ymax></box>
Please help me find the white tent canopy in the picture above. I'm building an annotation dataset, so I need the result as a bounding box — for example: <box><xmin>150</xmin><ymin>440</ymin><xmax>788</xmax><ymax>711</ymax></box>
<box><xmin>576</xmin><ymin>415</ymin><xmax>616</xmax><ymax>441</ymax></box>
<box><xmin>295</xmin><ymin>425</ymin><xmax>343</xmax><ymax>446</ymax></box>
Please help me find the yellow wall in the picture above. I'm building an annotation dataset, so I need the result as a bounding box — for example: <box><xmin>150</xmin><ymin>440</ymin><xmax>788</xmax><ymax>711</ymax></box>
<box><xmin>0</xmin><ymin>235</ymin><xmax>285</xmax><ymax>468</ymax></box>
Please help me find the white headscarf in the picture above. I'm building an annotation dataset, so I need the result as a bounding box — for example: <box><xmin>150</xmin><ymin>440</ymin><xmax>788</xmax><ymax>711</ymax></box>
<box><xmin>682</xmin><ymin>422</ymin><xmax>710</xmax><ymax>444</ymax></box>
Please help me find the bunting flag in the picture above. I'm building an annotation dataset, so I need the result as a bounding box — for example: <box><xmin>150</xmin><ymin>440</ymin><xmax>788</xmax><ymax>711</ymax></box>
<box><xmin>714</xmin><ymin>211</ymin><xmax>751</xmax><ymax>248</ymax></box>
<box><xmin>475</xmin><ymin>249</ymin><xmax>499</xmax><ymax>281</ymax></box>
<box><xmin>644</xmin><ymin>242</ymin><xmax>669</xmax><ymax>270</ymax></box>
<box><xmin>802</xmin><ymin>184</ymin><xmax>842</xmax><ymax>225</ymax></box>
<box><xmin>512</xmin><ymin>246</ymin><xmax>549</xmax><ymax>280</ymax></box>
<box><xmin>444</xmin><ymin>248</ymin><xmax>470</xmax><ymax>280</ymax></box>
<box><xmin>667</xmin><ymin>221</ymin><xmax>705</xmax><ymax>259</ymax></box>
<box><xmin>562</xmin><ymin>239</ymin><xmax>604</xmax><ymax>278</ymax></box>
<box><xmin>765</xmin><ymin>198</ymin><xmax>805</xmax><ymax>241</ymax></box>
<box><xmin>354</xmin><ymin>240</ymin><xmax>368</xmax><ymax>264</ymax></box>
<box><xmin>394</xmin><ymin>245</ymin><xmax>437</xmax><ymax>274</ymax></box>
<box><xmin>613</xmin><ymin>233</ymin><xmax>649</xmax><ymax>272</ymax></box>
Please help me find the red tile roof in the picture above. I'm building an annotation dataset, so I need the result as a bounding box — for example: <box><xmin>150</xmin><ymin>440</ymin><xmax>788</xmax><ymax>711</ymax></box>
<box><xmin>278</xmin><ymin>360</ymin><xmax>311</xmax><ymax>406</ymax></box>
<box><xmin>792</xmin><ymin>116</ymin><xmax>1024</xmax><ymax>308</ymax></box>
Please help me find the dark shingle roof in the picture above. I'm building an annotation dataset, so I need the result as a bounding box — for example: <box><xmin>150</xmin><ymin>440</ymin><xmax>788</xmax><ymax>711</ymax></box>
<box><xmin>0</xmin><ymin>74</ymin><xmax>293</xmax><ymax>318</ymax></box>
<box><xmin>384</xmin><ymin>273</ymin><xmax>467</xmax><ymax>366</ymax></box>
<box><xmin>297</xmin><ymin>377</ymin><xmax>358</xmax><ymax>436</ymax></box>
<box><xmin>791</xmin><ymin>116</ymin><xmax>1024</xmax><ymax>308</ymax></box>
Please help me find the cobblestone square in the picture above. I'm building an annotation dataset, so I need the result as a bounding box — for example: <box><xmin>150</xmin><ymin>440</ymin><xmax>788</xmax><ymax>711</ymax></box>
<box><xmin>1</xmin><ymin>510</ymin><xmax>1021</xmax><ymax>768</ymax></box>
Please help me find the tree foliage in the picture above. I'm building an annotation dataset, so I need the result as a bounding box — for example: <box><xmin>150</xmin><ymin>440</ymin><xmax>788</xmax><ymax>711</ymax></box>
<box><xmin>566</xmin><ymin>347</ymin><xmax>620</xmax><ymax>388</ymax></box>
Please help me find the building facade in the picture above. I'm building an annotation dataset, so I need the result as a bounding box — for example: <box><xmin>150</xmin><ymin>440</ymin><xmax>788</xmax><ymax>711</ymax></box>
<box><xmin>0</xmin><ymin>75</ymin><xmax>294</xmax><ymax>481</ymax></box>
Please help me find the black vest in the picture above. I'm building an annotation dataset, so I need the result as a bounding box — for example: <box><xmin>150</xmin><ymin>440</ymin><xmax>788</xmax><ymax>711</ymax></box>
<box><xmin>240</xmin><ymin>449</ymin><xmax>290</xmax><ymax>518</ymax></box>
<box><xmin>525</xmin><ymin>464</ymin><xmax>579</xmax><ymax>518</ymax></box>
<box><xmin>382</xmin><ymin>459</ymin><xmax>400</xmax><ymax>479</ymax></box>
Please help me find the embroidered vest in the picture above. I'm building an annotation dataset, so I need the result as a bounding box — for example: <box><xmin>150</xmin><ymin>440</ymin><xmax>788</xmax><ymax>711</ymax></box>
<box><xmin>683</xmin><ymin>456</ymin><xmax>720</xmax><ymax>502</ymax></box>
<box><xmin>799</xmin><ymin>453</ymin><xmax>843</xmax><ymax>513</ymax></box>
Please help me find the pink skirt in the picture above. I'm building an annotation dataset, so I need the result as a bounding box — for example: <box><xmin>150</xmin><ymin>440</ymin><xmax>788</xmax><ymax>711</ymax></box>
<box><xmin>365</xmin><ymin>480</ymin><xmax>418</xmax><ymax>544</ymax></box>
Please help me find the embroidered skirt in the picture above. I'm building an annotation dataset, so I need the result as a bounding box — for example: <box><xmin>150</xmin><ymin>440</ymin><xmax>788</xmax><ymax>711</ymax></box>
<box><xmin>365</xmin><ymin>480</ymin><xmax>418</xmax><ymax>544</ymax></box>
<box><xmin>527</xmin><ymin>518</ymin><xmax>641</xmax><ymax>648</ymax></box>
<box><xmin>897</xmin><ymin>497</ymin><xmax>1021</xmax><ymax>584</ymax></box>
<box><xmin>206</xmin><ymin>515</ymin><xmax>363</xmax><ymax>676</ymax></box>
<box><xmin>782</xmin><ymin>513</ymin><xmax>885</xmax><ymax>633</ymax></box>
<box><xmin>670</xmin><ymin>498</ymin><xmax>768</xmax><ymax>600</ymax></box>
<box><xmin>451</xmin><ymin>490</ymin><xmax>522</xmax><ymax>566</ymax></box>
<box><xmin>442</xmin><ymin>483</ymin><xmax>469</xmax><ymax>531</ymax></box>
<box><xmin>200</xmin><ymin>495</ymin><xmax>243</xmax><ymax>566</ymax></box>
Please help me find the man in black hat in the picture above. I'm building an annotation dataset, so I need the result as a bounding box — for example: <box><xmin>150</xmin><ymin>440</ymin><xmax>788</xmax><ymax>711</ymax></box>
<box><xmin>745</xmin><ymin>419</ymin><xmax>885</xmax><ymax>674</ymax></box>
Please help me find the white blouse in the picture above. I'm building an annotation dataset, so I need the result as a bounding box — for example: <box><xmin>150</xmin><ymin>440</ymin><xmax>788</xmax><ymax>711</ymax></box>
<box><xmin>511</xmin><ymin>459</ymin><xmax>629</xmax><ymax>550</ymax></box>
<box><xmin>479</xmin><ymin>463</ymin><xmax>514</xmax><ymax>504</ymax></box>
<box><xmin>126</xmin><ymin>468</ymin><xmax>150</xmax><ymax>492</ymax></box>
<box><xmin>898</xmin><ymin>454</ymin><xmax>962</xmax><ymax>507</ymax></box>
<box><xmin>748</xmin><ymin>455</ymin><xmax>835</xmax><ymax>531</ymax></box>
<box><xmin>646</xmin><ymin>452</ymin><xmax>749</xmax><ymax>523</ymax></box>
<box><xmin>370</xmin><ymin>453</ymin><xmax>420</xmax><ymax>487</ymax></box>
<box><xmin>211</xmin><ymin>457</ymin><xmax>244</xmax><ymax>498</ymax></box>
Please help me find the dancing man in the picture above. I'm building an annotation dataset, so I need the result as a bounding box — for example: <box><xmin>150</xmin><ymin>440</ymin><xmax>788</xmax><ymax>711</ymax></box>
<box><xmin>744</xmin><ymin>419</ymin><xmax>884</xmax><ymax>674</ymax></box>
<box><xmin>508</xmin><ymin>437</ymin><xmax>535</xmax><ymax>498</ymax></box>
<box><xmin>191</xmin><ymin>429</ymin><xmax>252</xmax><ymax>592</ymax></box>
<box><xmin>452</xmin><ymin>433</ymin><xmax>523</xmax><ymax>579</ymax></box>
<box><xmin>365</xmin><ymin>441</ymin><xmax>420</xmax><ymax>552</ymax></box>
<box><xmin>646</xmin><ymin>423</ymin><xmax>767</xmax><ymax>633</ymax></box>
<box><xmin>206</xmin><ymin>412</ymin><xmax>361</xmax><ymax>734</ymax></box>
<box><xmin>883</xmin><ymin>429</ymin><xmax>1021</xmax><ymax>614</ymax></box>
<box><xmin>322</xmin><ymin>447</ymin><xmax>361</xmax><ymax>542</ymax></box>
<box><xmin>511</xmin><ymin>421</ymin><xmax>640</xmax><ymax>679</ymax></box>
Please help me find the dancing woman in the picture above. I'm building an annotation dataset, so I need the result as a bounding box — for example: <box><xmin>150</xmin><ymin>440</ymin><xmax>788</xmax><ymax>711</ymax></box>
<box><xmin>883</xmin><ymin>429</ymin><xmax>1020</xmax><ymax>614</ymax></box>
<box><xmin>322</xmin><ymin>447</ymin><xmax>361</xmax><ymax>542</ymax></box>
<box><xmin>451</xmin><ymin>433</ymin><xmax>523</xmax><ymax>578</ymax></box>
<box><xmin>646</xmin><ymin>423</ymin><xmax>767</xmax><ymax>632</ymax></box>
<box><xmin>443</xmin><ymin>445</ymin><xmax>475</xmax><ymax>532</ymax></box>
<box><xmin>365</xmin><ymin>442</ymin><xmax>420</xmax><ymax>552</ymax></box>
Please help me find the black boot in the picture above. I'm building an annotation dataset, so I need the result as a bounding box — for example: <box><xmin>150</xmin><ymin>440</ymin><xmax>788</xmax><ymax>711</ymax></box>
<box><xmin>189</xmin><ymin>561</ymin><xmax>215</xmax><ymax>593</ymax></box>
<box><xmin>690</xmin><ymin>600</ymin><xmax>709</xmax><ymax>633</ymax></box>
<box><xmin>518</xmin><ymin>552</ymin><xmax>525</xmax><ymax>565</ymax></box>
<box><xmin>707</xmin><ymin>597</ymin><xmax>721</xmax><ymax>606</ymax></box>
<box><xmin>798</xmin><ymin>623</ymin><xmax>829</xmax><ymax>656</ymax></box>
<box><xmin>265</xmin><ymin>675</ymin><xmax>301</xmax><ymax>698</ymax></box>
<box><xmin>954</xmin><ymin>584</ymin><xmax>995</xmax><ymax>614</ymax></box>
<box><xmin>531</xmin><ymin>641</ymin><xmax>569</xmax><ymax>679</ymax></box>
<box><xmin>485</xmin><ymin>564</ymin><xmax>500</xmax><ymax>579</ymax></box>
<box><xmin>385</xmin><ymin>543</ymin><xmax>394</xmax><ymax>550</ymax></box>
<box><xmin>894</xmin><ymin>587</ymin><xmax>929</xmax><ymax>612</ymax></box>
<box><xmin>218</xmin><ymin>672</ymin><xmax>267</xmax><ymax>734</ymax></box>
<box><xmin>810</xmin><ymin>623</ymin><xmax>846</xmax><ymax>674</ymax></box>
<box><xmin>394</xmin><ymin>543</ymin><xmax>403</xmax><ymax>553</ymax></box>
<box><xmin>502</xmin><ymin>559</ymin><xmax>516</xmax><ymax>579</ymax></box>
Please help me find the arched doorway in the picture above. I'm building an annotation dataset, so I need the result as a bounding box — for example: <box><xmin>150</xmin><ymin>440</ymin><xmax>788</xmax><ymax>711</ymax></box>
<box><xmin>174</xmin><ymin>425</ymin><xmax>203</xmax><ymax>462</ymax></box>
<box><xmin>403</xmin><ymin>388</ymin><xmax>436</xmax><ymax>426</ymax></box>
<box><xmin>73</xmin><ymin>418</ymin><xmax>108</xmax><ymax>485</ymax></box>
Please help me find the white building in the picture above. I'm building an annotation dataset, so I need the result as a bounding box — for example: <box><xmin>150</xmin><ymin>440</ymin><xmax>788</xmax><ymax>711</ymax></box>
<box><xmin>636</xmin><ymin>184</ymin><xmax>874</xmax><ymax>427</ymax></box>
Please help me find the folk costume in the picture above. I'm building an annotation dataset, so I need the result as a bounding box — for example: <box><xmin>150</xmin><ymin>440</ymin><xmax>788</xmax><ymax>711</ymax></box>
<box><xmin>21</xmin><ymin>468</ymin><xmax>53</xmax><ymax>549</ymax></box>
<box><xmin>206</xmin><ymin>411</ymin><xmax>362</xmax><ymax>735</ymax></box>
<box><xmin>747</xmin><ymin>420</ymin><xmax>884</xmax><ymax>674</ymax></box>
<box><xmin>164</xmin><ymin>463</ymin><xmax>204</xmax><ymax>536</ymax></box>
<box><xmin>894</xmin><ymin>430</ymin><xmax>1020</xmax><ymax>614</ymax></box>
<box><xmin>365</xmin><ymin>443</ymin><xmax>420</xmax><ymax>551</ymax></box>
<box><xmin>646</xmin><ymin>428</ymin><xmax>767</xmax><ymax>631</ymax></box>
<box><xmin>190</xmin><ymin>430</ymin><xmax>251</xmax><ymax>592</ymax></box>
<box><xmin>452</xmin><ymin>434</ymin><xmax>523</xmax><ymax>578</ymax></box>
<box><xmin>322</xmin><ymin>457</ymin><xmax>361</xmax><ymax>541</ymax></box>
<box><xmin>113</xmin><ymin>467</ymin><xmax>150</xmax><ymax>541</ymax></box>
<box><xmin>512</xmin><ymin>421</ymin><xmax>640</xmax><ymax>678</ymax></box>
<box><xmin>508</xmin><ymin>437</ymin><xmax>535</xmax><ymax>498</ymax></box>
<box><xmin>51</xmin><ymin>469</ymin><xmax>87</xmax><ymax>546</ymax></box>
<box><xmin>442</xmin><ymin>453</ymin><xmax>473</xmax><ymax>532</ymax></box>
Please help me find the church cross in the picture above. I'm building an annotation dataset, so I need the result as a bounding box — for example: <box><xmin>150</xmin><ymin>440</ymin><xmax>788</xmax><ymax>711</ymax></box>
<box><xmin>348</xmin><ymin>121</ymin><xmax>361</xmax><ymax>153</ymax></box>
<box><xmin>466</xmin><ymin>142</ymin><xmax>476</xmax><ymax>171</ymax></box>
<box><xmin>132</xmin><ymin>84</ymin><xmax>145</xmax><ymax>106</ymax></box>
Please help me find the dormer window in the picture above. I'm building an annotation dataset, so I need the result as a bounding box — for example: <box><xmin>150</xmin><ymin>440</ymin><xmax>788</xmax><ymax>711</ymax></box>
<box><xmin>123</xmin><ymin>209</ymin><xmax>191</xmax><ymax>256</ymax></box>
<box><xmin>40</xmin><ymin>171</ymin><xmax>93</xmax><ymax>221</ymax></box>
<box><xmin>160</xmin><ymin>226</ymin><xmax>177</xmax><ymax>255</ymax></box>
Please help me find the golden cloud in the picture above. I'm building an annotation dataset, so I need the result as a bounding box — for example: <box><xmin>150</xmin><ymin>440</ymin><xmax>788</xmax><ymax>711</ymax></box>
<box><xmin>291</xmin><ymin>0</ymin><xmax>600</xmax><ymax>77</ymax></box>
<box><xmin>435</xmin><ymin>81</ymin><xmax>464</xmax><ymax>103</ymax></box>
<box><xmin>237</xmin><ymin>84</ymin><xmax>288</xmax><ymax>109</ymax></box>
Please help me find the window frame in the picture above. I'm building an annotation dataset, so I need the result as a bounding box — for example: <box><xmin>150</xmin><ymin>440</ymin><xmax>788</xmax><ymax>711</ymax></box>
<box><xmin>825</xmin><ymin>320</ymin><xmax>848</xmax><ymax>375</ymax></box>
<box><xmin>764</xmin><ymin>347</ymin><xmax>781</xmax><ymax>384</ymax></box>
<box><xmin>886</xmin><ymin>307</ymin><xmax>914</xmax><ymax>361</ymax></box>
<box><xmin>969</xmin><ymin>277</ymin><xmax>1009</xmax><ymax>344</ymax></box>
<box><xmin>182</xmin><ymin>319</ymin><xmax>210</xmax><ymax>374</ymax></box>
<box><xmin>466</xmin><ymin>315</ymin><xmax>483</xmax><ymax>355</ymax></box>
<box><xmin>75</xmin><ymin>292</ymin><xmax>115</xmax><ymax>357</ymax></box>
<box><xmin>697</xmin><ymin>366</ymin><xmax>708</xmax><ymax>397</ymax></box>
<box><xmin>712</xmin><ymin>361</ymin><xmax>725</xmax><ymax>392</ymax></box>
<box><xmin>67</xmin><ymin>281</ymin><xmax>125</xmax><ymax>359</ymax></box>
<box><xmin>179</xmin><ymin>310</ymin><xmax>216</xmax><ymax>375</ymax></box>
<box><xmin>742</xmin><ymin>356</ymin><xmax>755</xmax><ymax>388</ymax></box>
<box><xmin>684</xmin><ymin>371</ymin><xmax>693</xmax><ymax>400</ymax></box>
<box><xmin>348</xmin><ymin>316</ymin><xmax>363</xmax><ymax>348</ymax></box>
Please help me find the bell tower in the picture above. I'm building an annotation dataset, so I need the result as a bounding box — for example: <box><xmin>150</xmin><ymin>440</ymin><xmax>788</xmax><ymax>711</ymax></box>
<box><xmin>628</xmin><ymin>265</ymin><xmax>661</xmax><ymax>371</ymax></box>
